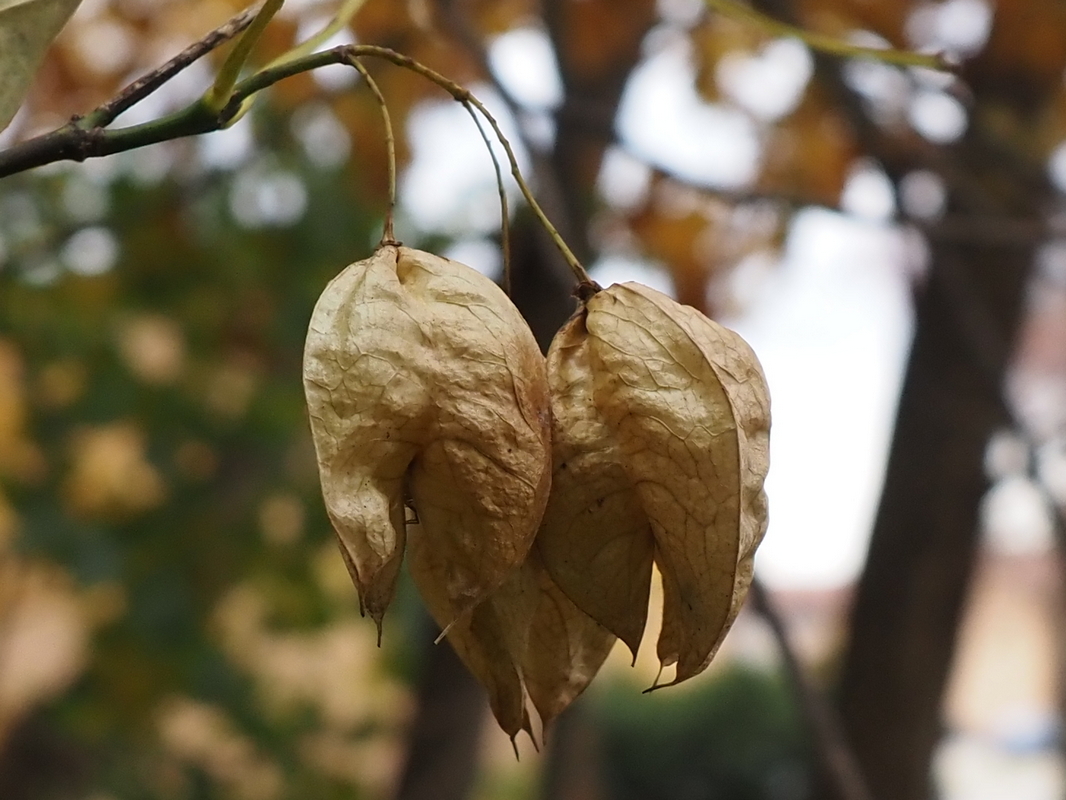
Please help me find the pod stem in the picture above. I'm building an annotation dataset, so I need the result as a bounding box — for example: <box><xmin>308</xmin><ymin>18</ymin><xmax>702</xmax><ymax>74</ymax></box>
<box><xmin>462</xmin><ymin>102</ymin><xmax>512</xmax><ymax>295</ymax></box>
<box><xmin>346</xmin><ymin>56</ymin><xmax>399</xmax><ymax>247</ymax></box>
<box><xmin>335</xmin><ymin>47</ymin><xmax>594</xmax><ymax>288</ymax></box>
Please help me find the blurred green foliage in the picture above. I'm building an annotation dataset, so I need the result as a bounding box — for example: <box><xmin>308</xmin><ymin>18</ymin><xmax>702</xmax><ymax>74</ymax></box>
<box><xmin>595</xmin><ymin>667</ymin><xmax>810</xmax><ymax>800</ymax></box>
<box><xmin>0</xmin><ymin>106</ymin><xmax>425</xmax><ymax>800</ymax></box>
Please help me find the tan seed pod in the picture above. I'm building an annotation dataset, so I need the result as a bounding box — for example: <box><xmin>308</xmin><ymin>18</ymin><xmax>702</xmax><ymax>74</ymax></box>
<box><xmin>303</xmin><ymin>245</ymin><xmax>552</xmax><ymax>638</ymax></box>
<box><xmin>538</xmin><ymin>282</ymin><xmax>770</xmax><ymax>687</ymax></box>
<box><xmin>407</xmin><ymin>520</ymin><xmax>533</xmax><ymax>740</ymax></box>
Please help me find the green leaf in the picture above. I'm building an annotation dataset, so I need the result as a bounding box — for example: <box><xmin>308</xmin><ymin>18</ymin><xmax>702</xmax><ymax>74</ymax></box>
<box><xmin>0</xmin><ymin>0</ymin><xmax>83</xmax><ymax>132</ymax></box>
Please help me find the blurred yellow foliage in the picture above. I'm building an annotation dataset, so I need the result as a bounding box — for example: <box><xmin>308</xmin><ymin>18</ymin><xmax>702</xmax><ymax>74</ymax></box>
<box><xmin>114</xmin><ymin>313</ymin><xmax>187</xmax><ymax>386</ymax></box>
<box><xmin>156</xmin><ymin>697</ymin><xmax>285</xmax><ymax>800</ymax></box>
<box><xmin>0</xmin><ymin>560</ymin><xmax>89</xmax><ymax>748</ymax></box>
<box><xmin>63</xmin><ymin>422</ymin><xmax>166</xmax><ymax>519</ymax></box>
<box><xmin>0</xmin><ymin>340</ymin><xmax>46</xmax><ymax>483</ymax></box>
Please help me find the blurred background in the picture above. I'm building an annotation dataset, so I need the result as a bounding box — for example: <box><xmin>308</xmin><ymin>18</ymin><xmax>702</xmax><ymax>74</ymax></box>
<box><xmin>1</xmin><ymin>0</ymin><xmax>1066</xmax><ymax>798</ymax></box>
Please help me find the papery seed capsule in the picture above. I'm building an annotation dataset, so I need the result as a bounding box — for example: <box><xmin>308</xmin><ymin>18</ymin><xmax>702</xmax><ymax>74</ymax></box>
<box><xmin>303</xmin><ymin>246</ymin><xmax>552</xmax><ymax>640</ymax></box>
<box><xmin>538</xmin><ymin>282</ymin><xmax>771</xmax><ymax>686</ymax></box>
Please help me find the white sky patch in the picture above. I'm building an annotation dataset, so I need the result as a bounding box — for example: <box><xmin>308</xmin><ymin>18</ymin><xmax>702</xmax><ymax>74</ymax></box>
<box><xmin>61</xmin><ymin>175</ymin><xmax>110</xmax><ymax>223</ymax></box>
<box><xmin>198</xmin><ymin>121</ymin><xmax>255</xmax><ymax>171</ymax></box>
<box><xmin>1037</xmin><ymin>437</ymin><xmax>1066</xmax><ymax>505</ymax></box>
<box><xmin>841</xmin><ymin>160</ymin><xmax>897</xmax><ymax>221</ymax></box>
<box><xmin>400</xmin><ymin>86</ymin><xmax>527</xmax><ymax>235</ymax></box>
<box><xmin>442</xmin><ymin>238</ymin><xmax>502</xmax><ymax>282</ymax></box>
<box><xmin>984</xmin><ymin>430</ymin><xmax>1030</xmax><ymax>480</ymax></box>
<box><xmin>230</xmin><ymin>167</ymin><xmax>308</xmax><ymax>228</ymax></box>
<box><xmin>291</xmin><ymin>103</ymin><xmax>351</xmax><ymax>169</ymax></box>
<box><xmin>617</xmin><ymin>39</ymin><xmax>760</xmax><ymax>188</ymax></box>
<box><xmin>488</xmin><ymin>28</ymin><xmax>564</xmax><ymax>110</ymax></box>
<box><xmin>1047</xmin><ymin>141</ymin><xmax>1066</xmax><ymax>193</ymax></box>
<box><xmin>597</xmin><ymin>145</ymin><xmax>652</xmax><ymax>209</ymax></box>
<box><xmin>657</xmin><ymin>0</ymin><xmax>705</xmax><ymax>26</ymax></box>
<box><xmin>906</xmin><ymin>0</ymin><xmax>993</xmax><ymax>57</ymax></box>
<box><xmin>69</xmin><ymin>17</ymin><xmax>135</xmax><ymax>78</ymax></box>
<box><xmin>62</xmin><ymin>226</ymin><xmax>119</xmax><ymax>276</ymax></box>
<box><xmin>909</xmin><ymin>89</ymin><xmax>968</xmax><ymax>143</ymax></box>
<box><xmin>728</xmin><ymin>208</ymin><xmax>914</xmax><ymax>590</ymax></box>
<box><xmin>716</xmin><ymin>38</ymin><xmax>813</xmax><ymax>122</ymax></box>
<box><xmin>589</xmin><ymin>254</ymin><xmax>675</xmax><ymax>296</ymax></box>
<box><xmin>900</xmin><ymin>169</ymin><xmax>947</xmax><ymax>219</ymax></box>
<box><xmin>122</xmin><ymin>144</ymin><xmax>179</xmax><ymax>186</ymax></box>
<box><xmin>293</xmin><ymin>20</ymin><xmax>359</xmax><ymax>91</ymax></box>
<box><xmin>981</xmin><ymin>476</ymin><xmax>1056</xmax><ymax>557</ymax></box>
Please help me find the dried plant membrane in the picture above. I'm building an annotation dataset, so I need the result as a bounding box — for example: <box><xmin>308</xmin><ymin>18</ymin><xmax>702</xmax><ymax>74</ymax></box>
<box><xmin>0</xmin><ymin>0</ymin><xmax>83</xmax><ymax>132</ymax></box>
<box><xmin>407</xmin><ymin>521</ymin><xmax>532</xmax><ymax>740</ymax></box>
<box><xmin>303</xmin><ymin>246</ymin><xmax>551</xmax><ymax>638</ymax></box>
<box><xmin>537</xmin><ymin>314</ymin><xmax>654</xmax><ymax>658</ymax></box>
<box><xmin>516</xmin><ymin>547</ymin><xmax>615</xmax><ymax>727</ymax></box>
<box><xmin>410</xmin><ymin>522</ymin><xmax>612</xmax><ymax>739</ymax></box>
<box><xmin>539</xmin><ymin>282</ymin><xmax>770</xmax><ymax>687</ymax></box>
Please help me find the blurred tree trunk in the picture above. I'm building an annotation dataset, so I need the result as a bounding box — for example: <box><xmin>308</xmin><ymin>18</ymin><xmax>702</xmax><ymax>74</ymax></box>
<box><xmin>539</xmin><ymin>703</ymin><xmax>607</xmax><ymax>800</ymax></box>
<box><xmin>823</xmin><ymin>83</ymin><xmax>1057</xmax><ymax>800</ymax></box>
<box><xmin>729</xmin><ymin>3</ymin><xmax>1058</xmax><ymax>796</ymax></box>
<box><xmin>393</xmin><ymin>612</ymin><xmax>488</xmax><ymax>800</ymax></box>
<box><xmin>832</xmin><ymin>228</ymin><xmax>1035</xmax><ymax>800</ymax></box>
<box><xmin>0</xmin><ymin>714</ymin><xmax>90</xmax><ymax>800</ymax></box>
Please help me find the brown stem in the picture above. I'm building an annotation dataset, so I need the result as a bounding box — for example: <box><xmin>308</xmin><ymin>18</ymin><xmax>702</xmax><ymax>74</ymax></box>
<box><xmin>345</xmin><ymin>56</ymin><xmax>399</xmax><ymax>247</ymax></box>
<box><xmin>748</xmin><ymin>579</ymin><xmax>876</xmax><ymax>800</ymax></box>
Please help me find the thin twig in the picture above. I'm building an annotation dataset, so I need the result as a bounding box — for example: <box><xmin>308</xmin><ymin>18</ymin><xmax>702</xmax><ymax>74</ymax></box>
<box><xmin>0</xmin><ymin>42</ymin><xmax>597</xmax><ymax>288</ymax></box>
<box><xmin>81</xmin><ymin>3</ymin><xmax>262</xmax><ymax>129</ymax></box>
<box><xmin>462</xmin><ymin>102</ymin><xmax>512</xmax><ymax>295</ymax></box>
<box><xmin>438</xmin><ymin>0</ymin><xmax>602</xmax><ymax>280</ymax></box>
<box><xmin>704</xmin><ymin>0</ymin><xmax>952</xmax><ymax>71</ymax></box>
<box><xmin>461</xmin><ymin>92</ymin><xmax>594</xmax><ymax>290</ymax></box>
<box><xmin>748</xmin><ymin>578</ymin><xmax>876</xmax><ymax>800</ymax></box>
<box><xmin>343</xmin><ymin>48</ymin><xmax>594</xmax><ymax>288</ymax></box>
<box><xmin>346</xmin><ymin>56</ymin><xmax>398</xmax><ymax>246</ymax></box>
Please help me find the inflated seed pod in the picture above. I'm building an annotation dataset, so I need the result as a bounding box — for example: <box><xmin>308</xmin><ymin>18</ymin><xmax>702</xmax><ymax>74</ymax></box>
<box><xmin>538</xmin><ymin>282</ymin><xmax>771</xmax><ymax>686</ymax></box>
<box><xmin>303</xmin><ymin>245</ymin><xmax>552</xmax><ymax>640</ymax></box>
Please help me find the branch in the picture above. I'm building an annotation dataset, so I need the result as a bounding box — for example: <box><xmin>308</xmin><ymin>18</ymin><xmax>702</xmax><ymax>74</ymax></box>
<box><xmin>0</xmin><ymin>42</ymin><xmax>597</xmax><ymax>287</ymax></box>
<box><xmin>80</xmin><ymin>2</ymin><xmax>262</xmax><ymax>130</ymax></box>
<box><xmin>0</xmin><ymin>47</ymin><xmax>392</xmax><ymax>178</ymax></box>
<box><xmin>705</xmin><ymin>0</ymin><xmax>953</xmax><ymax>72</ymax></box>
<box><xmin>748</xmin><ymin>578</ymin><xmax>876</xmax><ymax>800</ymax></box>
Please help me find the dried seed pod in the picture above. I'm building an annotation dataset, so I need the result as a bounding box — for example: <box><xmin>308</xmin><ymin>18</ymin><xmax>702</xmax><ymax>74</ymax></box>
<box><xmin>303</xmin><ymin>245</ymin><xmax>552</xmax><ymax>639</ymax></box>
<box><xmin>538</xmin><ymin>282</ymin><xmax>770</xmax><ymax>686</ymax></box>
<box><xmin>407</xmin><ymin>521</ymin><xmax>533</xmax><ymax>739</ymax></box>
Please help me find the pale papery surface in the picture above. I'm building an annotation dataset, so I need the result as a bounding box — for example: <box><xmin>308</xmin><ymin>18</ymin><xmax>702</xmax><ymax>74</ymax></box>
<box><xmin>537</xmin><ymin>312</ymin><xmax>655</xmax><ymax>657</ymax></box>
<box><xmin>303</xmin><ymin>245</ymin><xmax>553</xmax><ymax>737</ymax></box>
<box><xmin>540</xmin><ymin>282</ymin><xmax>770</xmax><ymax>687</ymax></box>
